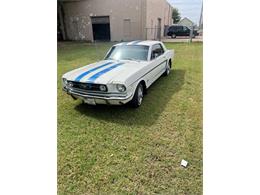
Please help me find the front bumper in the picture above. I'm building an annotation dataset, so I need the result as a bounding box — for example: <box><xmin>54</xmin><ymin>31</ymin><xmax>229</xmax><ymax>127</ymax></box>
<box><xmin>63</xmin><ymin>87</ymin><xmax>134</xmax><ymax>105</ymax></box>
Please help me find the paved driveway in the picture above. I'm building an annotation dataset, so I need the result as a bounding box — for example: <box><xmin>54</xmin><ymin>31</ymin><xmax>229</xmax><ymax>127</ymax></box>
<box><xmin>162</xmin><ymin>36</ymin><xmax>203</xmax><ymax>43</ymax></box>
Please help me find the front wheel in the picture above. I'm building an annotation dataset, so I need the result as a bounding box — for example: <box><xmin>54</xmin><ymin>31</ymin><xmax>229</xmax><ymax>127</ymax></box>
<box><xmin>130</xmin><ymin>83</ymin><xmax>144</xmax><ymax>108</ymax></box>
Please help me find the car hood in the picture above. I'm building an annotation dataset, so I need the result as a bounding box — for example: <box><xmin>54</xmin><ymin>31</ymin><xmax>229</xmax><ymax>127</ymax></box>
<box><xmin>63</xmin><ymin>60</ymin><xmax>148</xmax><ymax>84</ymax></box>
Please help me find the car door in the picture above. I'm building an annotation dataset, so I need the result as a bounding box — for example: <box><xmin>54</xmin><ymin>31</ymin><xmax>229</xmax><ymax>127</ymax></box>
<box><xmin>176</xmin><ymin>26</ymin><xmax>182</xmax><ymax>36</ymax></box>
<box><xmin>172</xmin><ymin>26</ymin><xmax>178</xmax><ymax>35</ymax></box>
<box><xmin>146</xmin><ymin>44</ymin><xmax>167</xmax><ymax>86</ymax></box>
<box><xmin>182</xmin><ymin>26</ymin><xmax>190</xmax><ymax>36</ymax></box>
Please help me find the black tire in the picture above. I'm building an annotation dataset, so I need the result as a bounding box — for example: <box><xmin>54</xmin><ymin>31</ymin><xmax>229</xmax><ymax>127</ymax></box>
<box><xmin>171</xmin><ymin>34</ymin><xmax>176</xmax><ymax>39</ymax></box>
<box><xmin>130</xmin><ymin>83</ymin><xmax>144</xmax><ymax>108</ymax></box>
<box><xmin>163</xmin><ymin>60</ymin><xmax>171</xmax><ymax>76</ymax></box>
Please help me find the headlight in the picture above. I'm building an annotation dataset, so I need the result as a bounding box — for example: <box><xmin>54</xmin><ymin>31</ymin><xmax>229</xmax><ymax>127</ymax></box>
<box><xmin>62</xmin><ymin>78</ymin><xmax>67</xmax><ymax>85</ymax></box>
<box><xmin>116</xmin><ymin>84</ymin><xmax>126</xmax><ymax>92</ymax></box>
<box><xmin>68</xmin><ymin>81</ymin><xmax>73</xmax><ymax>87</ymax></box>
<box><xmin>99</xmin><ymin>84</ymin><xmax>107</xmax><ymax>92</ymax></box>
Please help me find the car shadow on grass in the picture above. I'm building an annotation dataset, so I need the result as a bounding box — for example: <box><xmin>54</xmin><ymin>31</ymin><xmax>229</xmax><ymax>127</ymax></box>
<box><xmin>74</xmin><ymin>69</ymin><xmax>185</xmax><ymax>127</ymax></box>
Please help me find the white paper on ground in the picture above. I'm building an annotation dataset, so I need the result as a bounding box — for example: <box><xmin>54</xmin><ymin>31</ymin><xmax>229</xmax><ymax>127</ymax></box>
<box><xmin>181</xmin><ymin>159</ymin><xmax>188</xmax><ymax>167</ymax></box>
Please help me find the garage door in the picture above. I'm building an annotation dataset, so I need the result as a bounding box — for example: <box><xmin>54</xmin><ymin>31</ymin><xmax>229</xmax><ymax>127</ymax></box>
<box><xmin>91</xmin><ymin>16</ymin><xmax>111</xmax><ymax>41</ymax></box>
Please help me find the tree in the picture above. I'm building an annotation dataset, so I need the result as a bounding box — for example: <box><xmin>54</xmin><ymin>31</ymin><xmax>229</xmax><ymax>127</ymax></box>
<box><xmin>172</xmin><ymin>8</ymin><xmax>181</xmax><ymax>24</ymax></box>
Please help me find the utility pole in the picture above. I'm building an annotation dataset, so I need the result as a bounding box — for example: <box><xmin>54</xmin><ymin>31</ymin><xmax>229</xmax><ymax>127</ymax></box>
<box><xmin>189</xmin><ymin>25</ymin><xmax>194</xmax><ymax>43</ymax></box>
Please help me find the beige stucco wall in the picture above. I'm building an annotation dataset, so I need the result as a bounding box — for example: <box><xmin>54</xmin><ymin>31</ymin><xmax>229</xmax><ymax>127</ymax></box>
<box><xmin>62</xmin><ymin>0</ymin><xmax>172</xmax><ymax>41</ymax></box>
<box><xmin>63</xmin><ymin>0</ymin><xmax>147</xmax><ymax>41</ymax></box>
<box><xmin>145</xmin><ymin>0</ymin><xmax>172</xmax><ymax>40</ymax></box>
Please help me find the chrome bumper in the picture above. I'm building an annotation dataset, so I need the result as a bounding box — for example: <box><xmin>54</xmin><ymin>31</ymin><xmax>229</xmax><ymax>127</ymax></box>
<box><xmin>63</xmin><ymin>87</ymin><xmax>133</xmax><ymax>105</ymax></box>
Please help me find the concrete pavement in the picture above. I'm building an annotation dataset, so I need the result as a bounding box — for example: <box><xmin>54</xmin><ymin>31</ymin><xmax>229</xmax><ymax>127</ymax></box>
<box><xmin>162</xmin><ymin>36</ymin><xmax>203</xmax><ymax>43</ymax></box>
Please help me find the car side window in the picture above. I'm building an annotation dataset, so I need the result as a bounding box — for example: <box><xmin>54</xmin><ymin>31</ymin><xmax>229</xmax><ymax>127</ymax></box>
<box><xmin>158</xmin><ymin>44</ymin><xmax>165</xmax><ymax>54</ymax></box>
<box><xmin>183</xmin><ymin>26</ymin><xmax>188</xmax><ymax>31</ymax></box>
<box><xmin>177</xmin><ymin>26</ymin><xmax>182</xmax><ymax>31</ymax></box>
<box><xmin>151</xmin><ymin>44</ymin><xmax>164</xmax><ymax>60</ymax></box>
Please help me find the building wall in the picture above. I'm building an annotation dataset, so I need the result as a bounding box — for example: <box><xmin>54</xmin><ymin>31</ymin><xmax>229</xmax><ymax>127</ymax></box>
<box><xmin>63</xmin><ymin>0</ymin><xmax>146</xmax><ymax>41</ymax></box>
<box><xmin>145</xmin><ymin>0</ymin><xmax>172</xmax><ymax>40</ymax></box>
<box><xmin>61</xmin><ymin>0</ymin><xmax>172</xmax><ymax>41</ymax></box>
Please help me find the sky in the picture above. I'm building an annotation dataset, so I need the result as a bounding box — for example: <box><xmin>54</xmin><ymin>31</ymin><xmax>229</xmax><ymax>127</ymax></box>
<box><xmin>167</xmin><ymin>0</ymin><xmax>203</xmax><ymax>25</ymax></box>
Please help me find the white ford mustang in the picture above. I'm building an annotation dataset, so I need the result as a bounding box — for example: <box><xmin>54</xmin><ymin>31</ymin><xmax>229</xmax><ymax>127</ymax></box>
<box><xmin>62</xmin><ymin>40</ymin><xmax>174</xmax><ymax>107</ymax></box>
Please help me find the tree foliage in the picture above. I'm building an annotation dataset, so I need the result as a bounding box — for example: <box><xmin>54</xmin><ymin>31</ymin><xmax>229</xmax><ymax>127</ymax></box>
<box><xmin>172</xmin><ymin>8</ymin><xmax>181</xmax><ymax>24</ymax></box>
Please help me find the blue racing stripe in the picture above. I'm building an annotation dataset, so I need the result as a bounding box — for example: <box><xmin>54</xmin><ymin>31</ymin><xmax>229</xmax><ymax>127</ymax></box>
<box><xmin>75</xmin><ymin>62</ymin><xmax>113</xmax><ymax>82</ymax></box>
<box><xmin>87</xmin><ymin>62</ymin><xmax>125</xmax><ymax>83</ymax></box>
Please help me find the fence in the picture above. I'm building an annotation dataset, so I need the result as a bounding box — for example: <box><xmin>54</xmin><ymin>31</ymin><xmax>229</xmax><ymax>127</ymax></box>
<box><xmin>145</xmin><ymin>25</ymin><xmax>170</xmax><ymax>40</ymax></box>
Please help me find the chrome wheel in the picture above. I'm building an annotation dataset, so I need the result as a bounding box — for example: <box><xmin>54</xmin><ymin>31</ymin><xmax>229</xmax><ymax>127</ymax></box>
<box><xmin>137</xmin><ymin>85</ymin><xmax>143</xmax><ymax>105</ymax></box>
<box><xmin>130</xmin><ymin>83</ymin><xmax>145</xmax><ymax>108</ymax></box>
<box><xmin>164</xmin><ymin>62</ymin><xmax>171</xmax><ymax>76</ymax></box>
<box><xmin>166</xmin><ymin>64</ymin><xmax>170</xmax><ymax>75</ymax></box>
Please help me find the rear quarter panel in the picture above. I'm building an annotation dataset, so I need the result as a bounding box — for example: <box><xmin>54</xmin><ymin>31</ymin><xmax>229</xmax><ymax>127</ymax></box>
<box><xmin>124</xmin><ymin>48</ymin><xmax>174</xmax><ymax>92</ymax></box>
<box><xmin>164</xmin><ymin>49</ymin><xmax>174</xmax><ymax>61</ymax></box>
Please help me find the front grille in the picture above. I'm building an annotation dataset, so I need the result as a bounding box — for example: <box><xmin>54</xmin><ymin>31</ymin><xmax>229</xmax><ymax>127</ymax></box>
<box><xmin>68</xmin><ymin>81</ymin><xmax>105</xmax><ymax>92</ymax></box>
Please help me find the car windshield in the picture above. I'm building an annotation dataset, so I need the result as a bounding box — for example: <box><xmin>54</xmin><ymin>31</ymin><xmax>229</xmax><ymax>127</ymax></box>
<box><xmin>105</xmin><ymin>45</ymin><xmax>149</xmax><ymax>61</ymax></box>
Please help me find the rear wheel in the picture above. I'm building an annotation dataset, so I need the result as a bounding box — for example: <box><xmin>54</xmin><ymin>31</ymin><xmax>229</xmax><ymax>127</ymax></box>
<box><xmin>130</xmin><ymin>83</ymin><xmax>144</xmax><ymax>108</ymax></box>
<box><xmin>171</xmin><ymin>34</ymin><xmax>176</xmax><ymax>39</ymax></box>
<box><xmin>163</xmin><ymin>60</ymin><xmax>171</xmax><ymax>76</ymax></box>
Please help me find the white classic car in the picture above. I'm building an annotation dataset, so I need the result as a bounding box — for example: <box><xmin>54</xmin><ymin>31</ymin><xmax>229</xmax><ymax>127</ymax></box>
<box><xmin>62</xmin><ymin>40</ymin><xmax>174</xmax><ymax>107</ymax></box>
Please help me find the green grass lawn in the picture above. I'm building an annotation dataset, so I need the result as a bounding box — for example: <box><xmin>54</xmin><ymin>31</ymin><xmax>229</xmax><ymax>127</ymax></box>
<box><xmin>58</xmin><ymin>42</ymin><xmax>203</xmax><ymax>194</ymax></box>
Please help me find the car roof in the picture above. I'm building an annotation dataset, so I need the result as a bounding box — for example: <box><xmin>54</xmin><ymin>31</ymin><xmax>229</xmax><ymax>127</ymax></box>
<box><xmin>114</xmin><ymin>40</ymin><xmax>162</xmax><ymax>47</ymax></box>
